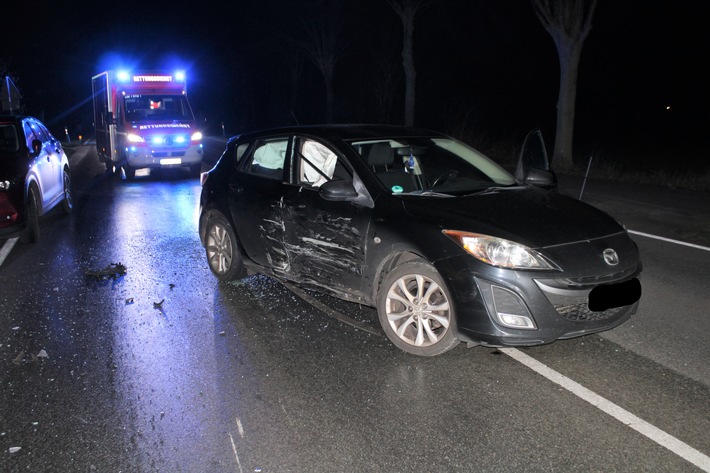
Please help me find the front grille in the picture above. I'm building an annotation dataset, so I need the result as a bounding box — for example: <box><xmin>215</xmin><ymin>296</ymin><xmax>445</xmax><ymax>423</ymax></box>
<box><xmin>554</xmin><ymin>303</ymin><xmax>625</xmax><ymax>321</ymax></box>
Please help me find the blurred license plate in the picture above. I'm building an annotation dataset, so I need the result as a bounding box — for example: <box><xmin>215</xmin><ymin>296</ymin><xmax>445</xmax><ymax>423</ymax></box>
<box><xmin>588</xmin><ymin>278</ymin><xmax>641</xmax><ymax>312</ymax></box>
<box><xmin>160</xmin><ymin>158</ymin><xmax>182</xmax><ymax>165</ymax></box>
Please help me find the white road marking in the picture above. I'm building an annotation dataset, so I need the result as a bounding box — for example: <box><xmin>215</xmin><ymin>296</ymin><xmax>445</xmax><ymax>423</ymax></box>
<box><xmin>236</xmin><ymin>417</ymin><xmax>245</xmax><ymax>437</ymax></box>
<box><xmin>0</xmin><ymin>237</ymin><xmax>19</xmax><ymax>266</ymax></box>
<box><xmin>501</xmin><ymin>347</ymin><xmax>710</xmax><ymax>472</ymax></box>
<box><xmin>228</xmin><ymin>432</ymin><xmax>243</xmax><ymax>473</ymax></box>
<box><xmin>629</xmin><ymin>230</ymin><xmax>710</xmax><ymax>252</ymax></box>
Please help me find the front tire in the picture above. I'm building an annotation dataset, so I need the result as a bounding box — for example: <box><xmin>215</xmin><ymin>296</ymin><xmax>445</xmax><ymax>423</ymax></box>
<box><xmin>205</xmin><ymin>215</ymin><xmax>247</xmax><ymax>281</ymax></box>
<box><xmin>377</xmin><ymin>260</ymin><xmax>460</xmax><ymax>356</ymax></box>
<box><xmin>122</xmin><ymin>163</ymin><xmax>135</xmax><ymax>180</ymax></box>
<box><xmin>60</xmin><ymin>169</ymin><xmax>73</xmax><ymax>214</ymax></box>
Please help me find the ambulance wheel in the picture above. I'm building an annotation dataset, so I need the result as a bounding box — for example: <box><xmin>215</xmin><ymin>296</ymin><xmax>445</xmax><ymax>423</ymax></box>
<box><xmin>122</xmin><ymin>164</ymin><xmax>135</xmax><ymax>180</ymax></box>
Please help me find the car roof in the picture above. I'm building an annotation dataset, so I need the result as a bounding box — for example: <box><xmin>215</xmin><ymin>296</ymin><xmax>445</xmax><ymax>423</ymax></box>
<box><xmin>229</xmin><ymin>124</ymin><xmax>450</xmax><ymax>143</ymax></box>
<box><xmin>0</xmin><ymin>115</ymin><xmax>38</xmax><ymax>124</ymax></box>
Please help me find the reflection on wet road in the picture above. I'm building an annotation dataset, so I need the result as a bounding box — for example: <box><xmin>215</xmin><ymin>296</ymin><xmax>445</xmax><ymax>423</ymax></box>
<box><xmin>1</xmin><ymin>165</ymin><xmax>709</xmax><ymax>472</ymax></box>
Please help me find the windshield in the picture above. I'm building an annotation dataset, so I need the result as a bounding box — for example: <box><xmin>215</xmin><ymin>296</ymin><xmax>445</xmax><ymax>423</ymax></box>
<box><xmin>350</xmin><ymin>137</ymin><xmax>516</xmax><ymax>195</ymax></box>
<box><xmin>124</xmin><ymin>94</ymin><xmax>194</xmax><ymax>122</ymax></box>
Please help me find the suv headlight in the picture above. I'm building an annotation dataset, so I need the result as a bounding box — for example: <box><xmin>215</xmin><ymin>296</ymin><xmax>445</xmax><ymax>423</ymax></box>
<box><xmin>443</xmin><ymin>230</ymin><xmax>559</xmax><ymax>270</ymax></box>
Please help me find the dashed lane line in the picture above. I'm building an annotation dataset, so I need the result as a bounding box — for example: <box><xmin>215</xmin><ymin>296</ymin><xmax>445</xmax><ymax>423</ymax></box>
<box><xmin>0</xmin><ymin>237</ymin><xmax>18</xmax><ymax>266</ymax></box>
<box><xmin>501</xmin><ymin>347</ymin><xmax>710</xmax><ymax>472</ymax></box>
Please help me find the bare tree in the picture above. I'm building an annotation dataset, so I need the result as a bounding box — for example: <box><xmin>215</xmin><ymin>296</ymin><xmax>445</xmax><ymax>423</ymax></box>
<box><xmin>531</xmin><ymin>0</ymin><xmax>598</xmax><ymax>170</ymax></box>
<box><xmin>295</xmin><ymin>0</ymin><xmax>353</xmax><ymax>123</ymax></box>
<box><xmin>387</xmin><ymin>0</ymin><xmax>428</xmax><ymax>126</ymax></box>
<box><xmin>370</xmin><ymin>29</ymin><xmax>402</xmax><ymax>123</ymax></box>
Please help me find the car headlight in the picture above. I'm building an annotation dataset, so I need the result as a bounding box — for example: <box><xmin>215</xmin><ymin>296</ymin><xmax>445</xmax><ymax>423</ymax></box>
<box><xmin>126</xmin><ymin>133</ymin><xmax>145</xmax><ymax>143</ymax></box>
<box><xmin>443</xmin><ymin>230</ymin><xmax>558</xmax><ymax>270</ymax></box>
<box><xmin>191</xmin><ymin>131</ymin><xmax>203</xmax><ymax>142</ymax></box>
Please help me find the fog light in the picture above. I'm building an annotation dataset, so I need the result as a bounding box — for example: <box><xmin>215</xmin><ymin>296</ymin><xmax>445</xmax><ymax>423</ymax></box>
<box><xmin>498</xmin><ymin>313</ymin><xmax>535</xmax><ymax>328</ymax></box>
<box><xmin>491</xmin><ymin>285</ymin><xmax>537</xmax><ymax>330</ymax></box>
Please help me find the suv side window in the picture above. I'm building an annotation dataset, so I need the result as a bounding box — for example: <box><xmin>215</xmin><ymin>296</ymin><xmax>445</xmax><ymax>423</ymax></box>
<box><xmin>23</xmin><ymin>121</ymin><xmax>42</xmax><ymax>150</ymax></box>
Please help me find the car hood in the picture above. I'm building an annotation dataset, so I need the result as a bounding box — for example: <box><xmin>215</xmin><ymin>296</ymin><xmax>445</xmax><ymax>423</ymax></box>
<box><xmin>400</xmin><ymin>187</ymin><xmax>626</xmax><ymax>248</ymax></box>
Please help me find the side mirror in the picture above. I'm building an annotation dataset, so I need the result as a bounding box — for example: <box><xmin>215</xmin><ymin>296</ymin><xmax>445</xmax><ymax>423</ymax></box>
<box><xmin>104</xmin><ymin>111</ymin><xmax>115</xmax><ymax>125</ymax></box>
<box><xmin>319</xmin><ymin>179</ymin><xmax>358</xmax><ymax>201</ymax></box>
<box><xmin>30</xmin><ymin>139</ymin><xmax>43</xmax><ymax>157</ymax></box>
<box><xmin>515</xmin><ymin>129</ymin><xmax>557</xmax><ymax>191</ymax></box>
<box><xmin>524</xmin><ymin>168</ymin><xmax>558</xmax><ymax>190</ymax></box>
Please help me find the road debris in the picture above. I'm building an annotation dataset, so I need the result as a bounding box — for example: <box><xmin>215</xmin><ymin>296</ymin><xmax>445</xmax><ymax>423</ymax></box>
<box><xmin>153</xmin><ymin>299</ymin><xmax>165</xmax><ymax>309</ymax></box>
<box><xmin>13</xmin><ymin>351</ymin><xmax>24</xmax><ymax>364</ymax></box>
<box><xmin>85</xmin><ymin>262</ymin><xmax>127</xmax><ymax>280</ymax></box>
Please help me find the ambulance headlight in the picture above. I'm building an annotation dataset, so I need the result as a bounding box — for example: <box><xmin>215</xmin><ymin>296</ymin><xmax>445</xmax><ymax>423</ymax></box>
<box><xmin>126</xmin><ymin>133</ymin><xmax>145</xmax><ymax>143</ymax></box>
<box><xmin>191</xmin><ymin>131</ymin><xmax>203</xmax><ymax>142</ymax></box>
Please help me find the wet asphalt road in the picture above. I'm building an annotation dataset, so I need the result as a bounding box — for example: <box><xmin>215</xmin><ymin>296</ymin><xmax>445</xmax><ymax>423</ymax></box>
<box><xmin>0</xmin><ymin>142</ymin><xmax>709</xmax><ymax>472</ymax></box>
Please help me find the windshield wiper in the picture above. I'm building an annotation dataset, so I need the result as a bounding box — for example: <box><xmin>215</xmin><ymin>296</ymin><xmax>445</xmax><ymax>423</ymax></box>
<box><xmin>468</xmin><ymin>185</ymin><xmax>526</xmax><ymax>196</ymax></box>
<box><xmin>398</xmin><ymin>190</ymin><xmax>452</xmax><ymax>197</ymax></box>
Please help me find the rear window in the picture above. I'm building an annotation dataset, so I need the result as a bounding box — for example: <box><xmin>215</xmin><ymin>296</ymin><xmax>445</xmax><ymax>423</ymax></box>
<box><xmin>0</xmin><ymin>124</ymin><xmax>19</xmax><ymax>152</ymax></box>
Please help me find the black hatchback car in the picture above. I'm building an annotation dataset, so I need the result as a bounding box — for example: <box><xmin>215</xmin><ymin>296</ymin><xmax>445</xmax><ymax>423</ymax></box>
<box><xmin>0</xmin><ymin>115</ymin><xmax>73</xmax><ymax>243</ymax></box>
<box><xmin>199</xmin><ymin>124</ymin><xmax>641</xmax><ymax>356</ymax></box>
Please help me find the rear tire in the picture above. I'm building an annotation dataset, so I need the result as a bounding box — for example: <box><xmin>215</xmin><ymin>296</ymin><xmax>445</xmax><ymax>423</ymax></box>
<box><xmin>21</xmin><ymin>187</ymin><xmax>40</xmax><ymax>244</ymax></box>
<box><xmin>205</xmin><ymin>215</ymin><xmax>247</xmax><ymax>281</ymax></box>
<box><xmin>377</xmin><ymin>260</ymin><xmax>460</xmax><ymax>356</ymax></box>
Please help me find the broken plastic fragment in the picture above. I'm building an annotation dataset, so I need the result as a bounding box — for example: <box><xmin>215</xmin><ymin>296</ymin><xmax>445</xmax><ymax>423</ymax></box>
<box><xmin>125</xmin><ymin>298</ymin><xmax>134</xmax><ymax>305</ymax></box>
<box><xmin>9</xmin><ymin>446</ymin><xmax>21</xmax><ymax>453</ymax></box>
<box><xmin>85</xmin><ymin>262</ymin><xmax>127</xmax><ymax>280</ymax></box>
<box><xmin>13</xmin><ymin>351</ymin><xmax>24</xmax><ymax>364</ymax></box>
<box><xmin>37</xmin><ymin>350</ymin><xmax>48</xmax><ymax>358</ymax></box>
<box><xmin>153</xmin><ymin>299</ymin><xmax>165</xmax><ymax>308</ymax></box>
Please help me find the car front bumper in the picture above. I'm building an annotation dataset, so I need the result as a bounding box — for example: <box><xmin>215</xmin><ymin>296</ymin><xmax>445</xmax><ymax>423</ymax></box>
<box><xmin>436</xmin><ymin>255</ymin><xmax>642</xmax><ymax>347</ymax></box>
<box><xmin>125</xmin><ymin>144</ymin><xmax>203</xmax><ymax>169</ymax></box>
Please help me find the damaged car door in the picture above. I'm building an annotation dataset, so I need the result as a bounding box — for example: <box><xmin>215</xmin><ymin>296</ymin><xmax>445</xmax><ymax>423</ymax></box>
<box><xmin>279</xmin><ymin>136</ymin><xmax>373</xmax><ymax>301</ymax></box>
<box><xmin>228</xmin><ymin>137</ymin><xmax>291</xmax><ymax>271</ymax></box>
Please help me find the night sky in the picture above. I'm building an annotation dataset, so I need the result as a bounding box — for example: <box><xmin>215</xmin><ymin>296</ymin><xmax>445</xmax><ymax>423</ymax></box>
<box><xmin>3</xmin><ymin>0</ymin><xmax>707</xmax><ymax>172</ymax></box>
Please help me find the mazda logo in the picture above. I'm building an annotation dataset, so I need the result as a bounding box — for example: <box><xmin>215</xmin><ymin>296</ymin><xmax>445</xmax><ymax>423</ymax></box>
<box><xmin>603</xmin><ymin>248</ymin><xmax>619</xmax><ymax>266</ymax></box>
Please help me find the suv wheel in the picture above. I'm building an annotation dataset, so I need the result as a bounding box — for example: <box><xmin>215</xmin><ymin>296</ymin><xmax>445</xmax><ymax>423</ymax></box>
<box><xmin>61</xmin><ymin>169</ymin><xmax>73</xmax><ymax>214</ymax></box>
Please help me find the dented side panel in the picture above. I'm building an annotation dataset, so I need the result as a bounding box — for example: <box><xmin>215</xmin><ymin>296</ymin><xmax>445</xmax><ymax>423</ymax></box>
<box><xmin>280</xmin><ymin>186</ymin><xmax>371</xmax><ymax>300</ymax></box>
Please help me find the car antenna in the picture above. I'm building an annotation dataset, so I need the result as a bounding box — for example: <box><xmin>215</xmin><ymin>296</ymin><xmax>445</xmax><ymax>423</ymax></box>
<box><xmin>290</xmin><ymin>111</ymin><xmax>300</xmax><ymax>125</ymax></box>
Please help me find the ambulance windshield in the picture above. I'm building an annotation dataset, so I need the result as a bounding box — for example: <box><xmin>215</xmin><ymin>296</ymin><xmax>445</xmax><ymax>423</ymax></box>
<box><xmin>124</xmin><ymin>95</ymin><xmax>194</xmax><ymax>122</ymax></box>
